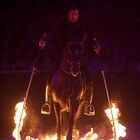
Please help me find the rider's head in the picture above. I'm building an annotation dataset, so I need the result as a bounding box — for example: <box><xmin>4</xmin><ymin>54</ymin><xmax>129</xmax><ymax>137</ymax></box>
<box><xmin>66</xmin><ymin>1</ymin><xmax>80</xmax><ymax>23</ymax></box>
<box><xmin>68</xmin><ymin>9</ymin><xmax>79</xmax><ymax>23</ymax></box>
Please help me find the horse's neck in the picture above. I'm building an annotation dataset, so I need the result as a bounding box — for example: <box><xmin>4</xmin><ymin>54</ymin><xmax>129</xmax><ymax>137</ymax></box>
<box><xmin>59</xmin><ymin>49</ymin><xmax>70</xmax><ymax>73</ymax></box>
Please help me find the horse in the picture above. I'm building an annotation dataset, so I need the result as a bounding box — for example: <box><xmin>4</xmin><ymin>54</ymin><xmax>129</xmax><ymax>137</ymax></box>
<box><xmin>50</xmin><ymin>41</ymin><xmax>86</xmax><ymax>140</ymax></box>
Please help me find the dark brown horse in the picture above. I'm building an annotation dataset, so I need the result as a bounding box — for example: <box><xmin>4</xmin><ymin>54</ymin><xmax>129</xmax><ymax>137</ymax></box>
<box><xmin>50</xmin><ymin>41</ymin><xmax>86</xmax><ymax>140</ymax></box>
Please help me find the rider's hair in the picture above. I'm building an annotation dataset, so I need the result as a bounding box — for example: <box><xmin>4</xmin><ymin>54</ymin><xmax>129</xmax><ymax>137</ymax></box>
<box><xmin>66</xmin><ymin>1</ymin><xmax>80</xmax><ymax>13</ymax></box>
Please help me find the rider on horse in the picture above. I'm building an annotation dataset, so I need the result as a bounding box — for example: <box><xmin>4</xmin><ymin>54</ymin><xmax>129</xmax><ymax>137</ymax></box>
<box><xmin>39</xmin><ymin>4</ymin><xmax>100</xmax><ymax>116</ymax></box>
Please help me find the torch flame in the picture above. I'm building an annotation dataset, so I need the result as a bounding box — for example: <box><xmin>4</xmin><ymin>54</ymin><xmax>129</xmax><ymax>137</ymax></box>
<box><xmin>12</xmin><ymin>102</ymin><xmax>26</xmax><ymax>140</ymax></box>
<box><xmin>105</xmin><ymin>103</ymin><xmax>126</xmax><ymax>140</ymax></box>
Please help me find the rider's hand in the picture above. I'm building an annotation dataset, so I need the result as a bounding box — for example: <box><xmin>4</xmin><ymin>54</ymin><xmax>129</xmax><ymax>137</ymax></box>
<box><xmin>39</xmin><ymin>38</ymin><xmax>46</xmax><ymax>50</ymax></box>
<box><xmin>93</xmin><ymin>44</ymin><xmax>100</xmax><ymax>54</ymax></box>
<box><xmin>93</xmin><ymin>38</ymin><xmax>100</xmax><ymax>54</ymax></box>
<box><xmin>39</xmin><ymin>33</ymin><xmax>50</xmax><ymax>50</ymax></box>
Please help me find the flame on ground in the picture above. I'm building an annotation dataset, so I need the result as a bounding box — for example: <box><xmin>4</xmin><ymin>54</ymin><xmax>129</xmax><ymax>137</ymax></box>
<box><xmin>12</xmin><ymin>102</ymin><xmax>126</xmax><ymax>140</ymax></box>
<box><xmin>105</xmin><ymin>103</ymin><xmax>126</xmax><ymax>140</ymax></box>
<box><xmin>80</xmin><ymin>128</ymin><xmax>98</xmax><ymax>140</ymax></box>
<box><xmin>26</xmin><ymin>134</ymin><xmax>59</xmax><ymax>140</ymax></box>
<box><xmin>25</xmin><ymin>129</ymin><xmax>98</xmax><ymax>140</ymax></box>
<box><xmin>12</xmin><ymin>101</ymin><xmax>26</xmax><ymax>140</ymax></box>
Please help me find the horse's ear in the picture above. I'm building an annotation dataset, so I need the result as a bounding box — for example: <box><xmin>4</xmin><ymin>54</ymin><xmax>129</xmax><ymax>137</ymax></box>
<box><xmin>82</xmin><ymin>34</ymin><xmax>87</xmax><ymax>42</ymax></box>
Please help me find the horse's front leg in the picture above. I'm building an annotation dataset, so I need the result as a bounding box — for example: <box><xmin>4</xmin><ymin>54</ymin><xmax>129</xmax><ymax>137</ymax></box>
<box><xmin>67</xmin><ymin>102</ymin><xmax>78</xmax><ymax>140</ymax></box>
<box><xmin>53</xmin><ymin>102</ymin><xmax>62</xmax><ymax>140</ymax></box>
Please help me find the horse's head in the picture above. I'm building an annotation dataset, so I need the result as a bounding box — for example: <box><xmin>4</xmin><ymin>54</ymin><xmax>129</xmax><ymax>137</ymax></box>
<box><xmin>66</xmin><ymin>41</ymin><xmax>84</xmax><ymax>77</ymax></box>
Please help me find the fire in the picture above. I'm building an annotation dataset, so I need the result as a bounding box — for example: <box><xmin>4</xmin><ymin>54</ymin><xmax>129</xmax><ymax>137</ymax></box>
<box><xmin>105</xmin><ymin>103</ymin><xmax>126</xmax><ymax>140</ymax></box>
<box><xmin>25</xmin><ymin>130</ymin><xmax>98</xmax><ymax>140</ymax></box>
<box><xmin>25</xmin><ymin>134</ymin><xmax>62</xmax><ymax>140</ymax></box>
<box><xmin>12</xmin><ymin>101</ymin><xmax>26</xmax><ymax>140</ymax></box>
<box><xmin>80</xmin><ymin>128</ymin><xmax>98</xmax><ymax>140</ymax></box>
<box><xmin>26</xmin><ymin>136</ymin><xmax>38</xmax><ymax>140</ymax></box>
<box><xmin>12</xmin><ymin>101</ymin><xmax>126</xmax><ymax>140</ymax></box>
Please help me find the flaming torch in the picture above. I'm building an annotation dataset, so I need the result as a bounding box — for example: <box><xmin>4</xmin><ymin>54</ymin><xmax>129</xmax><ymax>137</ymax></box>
<box><xmin>101</xmin><ymin>70</ymin><xmax>126</xmax><ymax>139</ymax></box>
<box><xmin>105</xmin><ymin>103</ymin><xmax>126</xmax><ymax>140</ymax></box>
<box><xmin>12</xmin><ymin>34</ymin><xmax>49</xmax><ymax>139</ymax></box>
<box><xmin>12</xmin><ymin>101</ymin><xmax>26</xmax><ymax>140</ymax></box>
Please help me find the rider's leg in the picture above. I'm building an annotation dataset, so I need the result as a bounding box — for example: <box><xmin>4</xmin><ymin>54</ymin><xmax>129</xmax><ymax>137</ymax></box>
<box><xmin>84</xmin><ymin>80</ymin><xmax>95</xmax><ymax>116</ymax></box>
<box><xmin>41</xmin><ymin>82</ymin><xmax>51</xmax><ymax>115</ymax></box>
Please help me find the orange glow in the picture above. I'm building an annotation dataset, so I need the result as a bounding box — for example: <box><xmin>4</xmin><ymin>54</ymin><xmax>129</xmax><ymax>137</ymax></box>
<box><xmin>12</xmin><ymin>102</ymin><xmax>126</xmax><ymax>140</ymax></box>
<box><xmin>80</xmin><ymin>128</ymin><xmax>98</xmax><ymax>140</ymax></box>
<box><xmin>25</xmin><ymin>129</ymin><xmax>98</xmax><ymax>140</ymax></box>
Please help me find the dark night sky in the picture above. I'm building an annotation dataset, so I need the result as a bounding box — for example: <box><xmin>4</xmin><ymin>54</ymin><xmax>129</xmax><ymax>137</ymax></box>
<box><xmin>0</xmin><ymin>0</ymin><xmax>140</xmax><ymax>138</ymax></box>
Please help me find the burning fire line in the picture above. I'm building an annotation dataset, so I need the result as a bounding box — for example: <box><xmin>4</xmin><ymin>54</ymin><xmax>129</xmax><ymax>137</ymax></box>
<box><xmin>12</xmin><ymin>102</ymin><xmax>126</xmax><ymax>140</ymax></box>
<box><xmin>80</xmin><ymin>128</ymin><xmax>98</xmax><ymax>140</ymax></box>
<box><xmin>25</xmin><ymin>130</ymin><xmax>99</xmax><ymax>140</ymax></box>
<box><xmin>26</xmin><ymin>134</ymin><xmax>58</xmax><ymax>140</ymax></box>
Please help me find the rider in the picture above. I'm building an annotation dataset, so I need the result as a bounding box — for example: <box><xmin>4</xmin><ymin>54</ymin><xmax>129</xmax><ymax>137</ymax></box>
<box><xmin>39</xmin><ymin>4</ymin><xmax>100</xmax><ymax>116</ymax></box>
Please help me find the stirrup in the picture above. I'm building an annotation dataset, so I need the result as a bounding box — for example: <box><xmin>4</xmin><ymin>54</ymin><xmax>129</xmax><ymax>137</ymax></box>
<box><xmin>41</xmin><ymin>102</ymin><xmax>51</xmax><ymax>115</ymax></box>
<box><xmin>84</xmin><ymin>104</ymin><xmax>95</xmax><ymax>116</ymax></box>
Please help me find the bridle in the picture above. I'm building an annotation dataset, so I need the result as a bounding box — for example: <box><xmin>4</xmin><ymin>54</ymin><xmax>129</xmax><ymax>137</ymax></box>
<box><xmin>61</xmin><ymin>41</ymin><xmax>84</xmax><ymax>77</ymax></box>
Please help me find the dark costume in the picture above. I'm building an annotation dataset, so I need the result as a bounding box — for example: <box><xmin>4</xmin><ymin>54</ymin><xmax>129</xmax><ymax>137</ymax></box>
<box><xmin>58</xmin><ymin>16</ymin><xmax>97</xmax><ymax>85</ymax></box>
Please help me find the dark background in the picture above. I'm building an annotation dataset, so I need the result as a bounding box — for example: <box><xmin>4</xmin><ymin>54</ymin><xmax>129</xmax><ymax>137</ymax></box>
<box><xmin>0</xmin><ymin>0</ymin><xmax>140</xmax><ymax>139</ymax></box>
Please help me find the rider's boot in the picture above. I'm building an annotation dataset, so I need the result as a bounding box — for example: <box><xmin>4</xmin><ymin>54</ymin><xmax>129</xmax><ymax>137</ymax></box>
<box><xmin>83</xmin><ymin>81</ymin><xmax>95</xmax><ymax>116</ymax></box>
<box><xmin>41</xmin><ymin>83</ymin><xmax>51</xmax><ymax>115</ymax></box>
